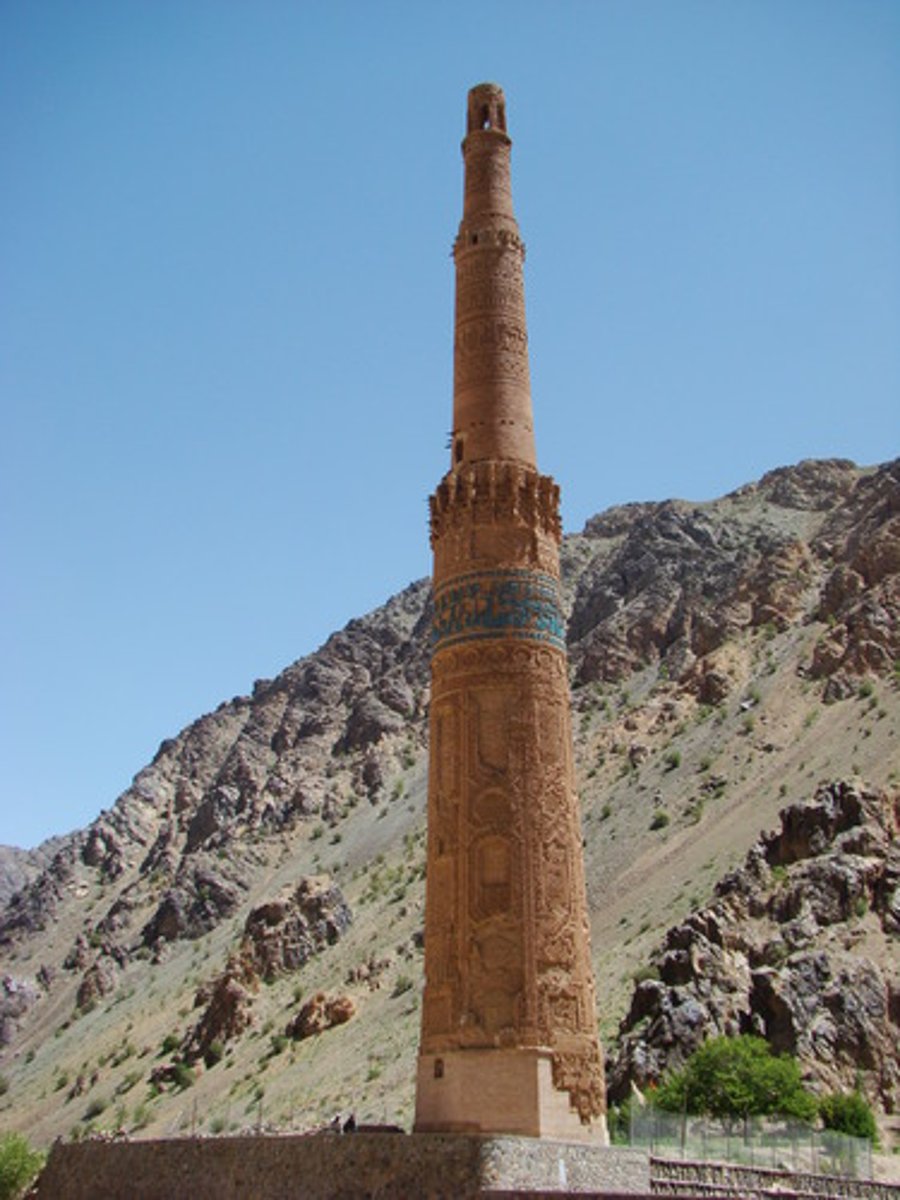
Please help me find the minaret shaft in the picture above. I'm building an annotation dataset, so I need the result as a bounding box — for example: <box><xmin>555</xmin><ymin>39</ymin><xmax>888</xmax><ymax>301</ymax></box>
<box><xmin>451</xmin><ymin>86</ymin><xmax>536</xmax><ymax>471</ymax></box>
<box><xmin>415</xmin><ymin>84</ymin><xmax>607</xmax><ymax>1142</ymax></box>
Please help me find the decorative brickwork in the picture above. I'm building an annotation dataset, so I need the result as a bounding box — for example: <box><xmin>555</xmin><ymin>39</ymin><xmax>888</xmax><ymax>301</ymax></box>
<box><xmin>415</xmin><ymin>83</ymin><xmax>607</xmax><ymax>1141</ymax></box>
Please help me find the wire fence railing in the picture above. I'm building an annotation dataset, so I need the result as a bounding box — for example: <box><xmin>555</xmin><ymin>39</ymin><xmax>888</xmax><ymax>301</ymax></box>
<box><xmin>630</xmin><ymin>1106</ymin><xmax>873</xmax><ymax>1180</ymax></box>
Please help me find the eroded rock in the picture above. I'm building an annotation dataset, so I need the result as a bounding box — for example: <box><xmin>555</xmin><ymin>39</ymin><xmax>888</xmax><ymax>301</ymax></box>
<box><xmin>609</xmin><ymin>781</ymin><xmax>900</xmax><ymax>1112</ymax></box>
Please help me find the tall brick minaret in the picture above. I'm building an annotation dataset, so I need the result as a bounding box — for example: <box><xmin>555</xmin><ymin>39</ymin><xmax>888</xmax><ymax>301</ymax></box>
<box><xmin>414</xmin><ymin>83</ymin><xmax>607</xmax><ymax>1142</ymax></box>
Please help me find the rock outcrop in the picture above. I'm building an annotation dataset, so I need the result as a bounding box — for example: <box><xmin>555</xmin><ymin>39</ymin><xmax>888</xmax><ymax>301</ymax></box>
<box><xmin>608</xmin><ymin>781</ymin><xmax>900</xmax><ymax>1111</ymax></box>
<box><xmin>241</xmin><ymin>877</ymin><xmax>352</xmax><ymax>980</ymax></box>
<box><xmin>0</xmin><ymin>975</ymin><xmax>40</xmax><ymax>1046</ymax></box>
<box><xmin>182</xmin><ymin>875</ymin><xmax>351</xmax><ymax>1064</ymax></box>
<box><xmin>285</xmin><ymin>992</ymin><xmax>356</xmax><ymax>1041</ymax></box>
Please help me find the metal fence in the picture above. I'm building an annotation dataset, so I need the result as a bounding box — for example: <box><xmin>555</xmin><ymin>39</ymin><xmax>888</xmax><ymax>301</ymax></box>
<box><xmin>630</xmin><ymin>1106</ymin><xmax>872</xmax><ymax>1180</ymax></box>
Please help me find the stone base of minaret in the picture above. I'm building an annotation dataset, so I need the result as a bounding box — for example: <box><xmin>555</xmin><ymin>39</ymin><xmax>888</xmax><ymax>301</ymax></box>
<box><xmin>415</xmin><ymin>1050</ymin><xmax>609</xmax><ymax>1143</ymax></box>
<box><xmin>37</xmin><ymin>1131</ymin><xmax>649</xmax><ymax>1198</ymax></box>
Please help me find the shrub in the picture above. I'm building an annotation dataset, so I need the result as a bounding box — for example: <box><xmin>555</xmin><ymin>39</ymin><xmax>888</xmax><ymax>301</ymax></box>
<box><xmin>83</xmin><ymin>1096</ymin><xmax>108</xmax><ymax>1121</ymax></box>
<box><xmin>632</xmin><ymin>964</ymin><xmax>660</xmax><ymax>984</ymax></box>
<box><xmin>655</xmin><ymin>1035</ymin><xmax>817</xmax><ymax>1122</ymax></box>
<box><xmin>131</xmin><ymin>1101</ymin><xmax>151</xmax><ymax>1130</ymax></box>
<box><xmin>663</xmin><ymin>750</ymin><xmax>681</xmax><ymax>771</ymax></box>
<box><xmin>115</xmin><ymin>1070</ymin><xmax>142</xmax><ymax>1095</ymax></box>
<box><xmin>607</xmin><ymin>1098</ymin><xmax>632</xmax><ymax>1145</ymax></box>
<box><xmin>650</xmin><ymin>810</ymin><xmax>670</xmax><ymax>831</ymax></box>
<box><xmin>170</xmin><ymin>1062</ymin><xmax>195</xmax><ymax>1091</ymax></box>
<box><xmin>819</xmin><ymin>1091</ymin><xmax>877</xmax><ymax>1143</ymax></box>
<box><xmin>0</xmin><ymin>1133</ymin><xmax>45</xmax><ymax>1200</ymax></box>
<box><xmin>391</xmin><ymin>974</ymin><xmax>414</xmax><ymax>998</ymax></box>
<box><xmin>160</xmin><ymin>1033</ymin><xmax>180</xmax><ymax>1056</ymax></box>
<box><xmin>204</xmin><ymin>1040</ymin><xmax>224</xmax><ymax>1068</ymax></box>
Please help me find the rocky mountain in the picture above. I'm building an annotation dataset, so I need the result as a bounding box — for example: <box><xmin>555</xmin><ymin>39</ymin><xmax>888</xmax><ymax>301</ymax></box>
<box><xmin>0</xmin><ymin>839</ymin><xmax>67</xmax><ymax>909</ymax></box>
<box><xmin>0</xmin><ymin>457</ymin><xmax>897</xmax><ymax>1151</ymax></box>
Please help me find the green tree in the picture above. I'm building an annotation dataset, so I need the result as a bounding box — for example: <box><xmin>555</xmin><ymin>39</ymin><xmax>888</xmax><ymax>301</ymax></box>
<box><xmin>0</xmin><ymin>1132</ymin><xmax>45</xmax><ymax>1200</ymax></box>
<box><xmin>819</xmin><ymin>1092</ymin><xmax>877</xmax><ymax>1143</ymax></box>
<box><xmin>655</xmin><ymin>1035</ymin><xmax>817</xmax><ymax>1122</ymax></box>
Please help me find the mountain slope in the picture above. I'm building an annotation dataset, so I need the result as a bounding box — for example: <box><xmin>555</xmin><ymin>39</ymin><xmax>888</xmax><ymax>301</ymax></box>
<box><xmin>0</xmin><ymin>457</ymin><xmax>897</xmax><ymax>1148</ymax></box>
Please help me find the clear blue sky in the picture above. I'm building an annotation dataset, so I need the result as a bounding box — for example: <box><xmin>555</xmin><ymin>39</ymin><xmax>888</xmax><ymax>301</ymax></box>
<box><xmin>2</xmin><ymin>1</ymin><xmax>898</xmax><ymax>848</ymax></box>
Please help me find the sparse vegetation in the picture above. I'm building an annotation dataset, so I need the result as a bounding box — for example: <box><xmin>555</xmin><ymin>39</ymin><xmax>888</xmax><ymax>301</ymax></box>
<box><xmin>0</xmin><ymin>1133</ymin><xmax>44</xmax><ymax>1200</ymax></box>
<box><xmin>650</xmin><ymin>809</ymin><xmax>670</xmax><ymax>831</ymax></box>
<box><xmin>632</xmin><ymin>964</ymin><xmax>660</xmax><ymax>984</ymax></box>
<box><xmin>170</xmin><ymin>1062</ymin><xmax>195</xmax><ymax>1091</ymax></box>
<box><xmin>83</xmin><ymin>1096</ymin><xmax>108</xmax><ymax>1120</ymax></box>
<box><xmin>391</xmin><ymin>974</ymin><xmax>414</xmax><ymax>998</ymax></box>
<box><xmin>204</xmin><ymin>1040</ymin><xmax>225</xmax><ymax>1068</ymax></box>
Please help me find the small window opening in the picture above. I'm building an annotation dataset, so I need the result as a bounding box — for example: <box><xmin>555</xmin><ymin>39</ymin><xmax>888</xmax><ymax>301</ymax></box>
<box><xmin>480</xmin><ymin>105</ymin><xmax>491</xmax><ymax>129</ymax></box>
<box><xmin>471</xmin><ymin>234</ymin><xmax>478</xmax><ymax>245</ymax></box>
<box><xmin>454</xmin><ymin>439</ymin><xmax>464</xmax><ymax>464</ymax></box>
<box><xmin>434</xmin><ymin>1058</ymin><xmax>445</xmax><ymax>1079</ymax></box>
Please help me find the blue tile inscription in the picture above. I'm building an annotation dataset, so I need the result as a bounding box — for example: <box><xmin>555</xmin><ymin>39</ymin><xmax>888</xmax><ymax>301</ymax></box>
<box><xmin>432</xmin><ymin>569</ymin><xmax>566</xmax><ymax>653</ymax></box>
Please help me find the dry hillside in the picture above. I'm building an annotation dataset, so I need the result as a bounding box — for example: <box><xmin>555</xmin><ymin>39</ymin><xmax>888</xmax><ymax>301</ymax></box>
<box><xmin>0</xmin><ymin>457</ymin><xmax>897</xmax><ymax>1150</ymax></box>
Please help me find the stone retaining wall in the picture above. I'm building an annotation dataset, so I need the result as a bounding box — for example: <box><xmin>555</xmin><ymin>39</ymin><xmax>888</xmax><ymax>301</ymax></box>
<box><xmin>34</xmin><ymin>1132</ymin><xmax>651</xmax><ymax>1198</ymax></box>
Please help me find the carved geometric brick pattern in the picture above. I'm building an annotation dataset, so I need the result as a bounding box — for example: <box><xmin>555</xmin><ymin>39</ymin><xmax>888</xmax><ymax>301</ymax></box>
<box><xmin>421</xmin><ymin>635</ymin><xmax>606</xmax><ymax>1118</ymax></box>
<box><xmin>429</xmin><ymin>462</ymin><xmax>562</xmax><ymax>548</ymax></box>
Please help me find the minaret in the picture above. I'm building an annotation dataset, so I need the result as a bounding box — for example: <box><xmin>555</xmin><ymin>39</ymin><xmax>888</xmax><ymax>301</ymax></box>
<box><xmin>414</xmin><ymin>83</ymin><xmax>607</xmax><ymax>1142</ymax></box>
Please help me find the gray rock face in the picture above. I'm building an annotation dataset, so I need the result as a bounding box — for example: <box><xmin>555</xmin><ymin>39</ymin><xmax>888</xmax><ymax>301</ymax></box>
<box><xmin>608</xmin><ymin>781</ymin><xmax>900</xmax><ymax>1112</ymax></box>
<box><xmin>141</xmin><ymin>856</ymin><xmax>247</xmax><ymax>945</ymax></box>
<box><xmin>0</xmin><ymin>974</ymin><xmax>40</xmax><ymax>1046</ymax></box>
<box><xmin>241</xmin><ymin>876</ymin><xmax>352</xmax><ymax>980</ymax></box>
<box><xmin>0</xmin><ymin>838</ymin><xmax>67</xmax><ymax>908</ymax></box>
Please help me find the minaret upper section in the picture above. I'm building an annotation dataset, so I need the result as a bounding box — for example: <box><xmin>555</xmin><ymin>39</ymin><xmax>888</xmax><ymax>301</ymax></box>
<box><xmin>451</xmin><ymin>83</ymin><xmax>537</xmax><ymax>471</ymax></box>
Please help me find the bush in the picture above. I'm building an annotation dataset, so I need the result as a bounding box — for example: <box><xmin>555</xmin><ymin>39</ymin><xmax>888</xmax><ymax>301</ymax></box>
<box><xmin>650</xmin><ymin>810</ymin><xmax>670</xmax><ymax>831</ymax></box>
<box><xmin>819</xmin><ymin>1091</ymin><xmax>877</xmax><ymax>1143</ymax></box>
<box><xmin>159</xmin><ymin>1033</ymin><xmax>180</xmax><ymax>1056</ymax></box>
<box><xmin>83</xmin><ymin>1097</ymin><xmax>107</xmax><ymax>1120</ymax></box>
<box><xmin>391</xmin><ymin>974</ymin><xmax>413</xmax><ymax>998</ymax></box>
<box><xmin>0</xmin><ymin>1133</ymin><xmax>45</xmax><ymax>1200</ymax></box>
<box><xmin>204</xmin><ymin>1040</ymin><xmax>224</xmax><ymax>1068</ymax></box>
<box><xmin>170</xmin><ymin>1062</ymin><xmax>195</xmax><ymax>1091</ymax></box>
<box><xmin>655</xmin><ymin>1035</ymin><xmax>817</xmax><ymax>1122</ymax></box>
<box><xmin>607</xmin><ymin>1098</ymin><xmax>632</xmax><ymax>1145</ymax></box>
